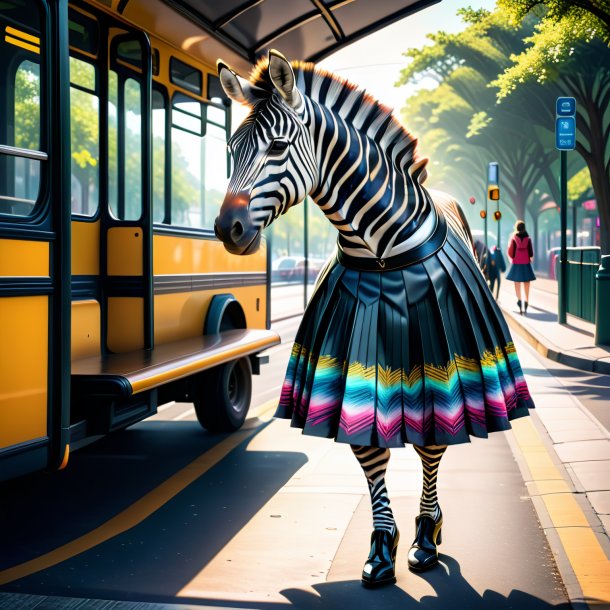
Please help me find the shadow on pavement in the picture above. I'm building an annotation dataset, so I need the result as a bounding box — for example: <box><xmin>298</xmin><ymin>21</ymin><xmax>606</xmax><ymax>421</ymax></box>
<box><xmin>169</xmin><ymin>553</ymin><xmax>574</xmax><ymax>609</ymax></box>
<box><xmin>1</xmin><ymin>422</ymin><xmax>309</xmax><ymax>603</ymax></box>
<box><xmin>150</xmin><ymin>554</ymin><xmax>574</xmax><ymax>610</ymax></box>
<box><xmin>1</xmin><ymin>421</ymin><xmax>244</xmax><ymax>568</ymax></box>
<box><xmin>517</xmin><ymin>311</ymin><xmax>556</xmax><ymax>322</ymax></box>
<box><xmin>280</xmin><ymin>555</ymin><xmax>572</xmax><ymax>609</ymax></box>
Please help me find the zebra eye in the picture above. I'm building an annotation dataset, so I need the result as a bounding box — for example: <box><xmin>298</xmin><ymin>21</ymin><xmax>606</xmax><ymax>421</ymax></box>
<box><xmin>269</xmin><ymin>138</ymin><xmax>289</xmax><ymax>155</ymax></box>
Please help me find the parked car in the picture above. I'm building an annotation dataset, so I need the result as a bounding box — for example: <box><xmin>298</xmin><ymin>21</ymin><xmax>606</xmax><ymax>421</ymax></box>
<box><xmin>272</xmin><ymin>256</ymin><xmax>326</xmax><ymax>282</ymax></box>
<box><xmin>294</xmin><ymin>257</ymin><xmax>325</xmax><ymax>282</ymax></box>
<box><xmin>272</xmin><ymin>256</ymin><xmax>305</xmax><ymax>282</ymax></box>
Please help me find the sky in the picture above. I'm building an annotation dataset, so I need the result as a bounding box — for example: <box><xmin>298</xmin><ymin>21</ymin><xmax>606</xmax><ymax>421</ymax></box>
<box><xmin>318</xmin><ymin>0</ymin><xmax>497</xmax><ymax>112</ymax></box>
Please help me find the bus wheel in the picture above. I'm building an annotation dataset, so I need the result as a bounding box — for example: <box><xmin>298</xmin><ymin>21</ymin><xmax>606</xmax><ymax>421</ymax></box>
<box><xmin>194</xmin><ymin>357</ymin><xmax>252</xmax><ymax>432</ymax></box>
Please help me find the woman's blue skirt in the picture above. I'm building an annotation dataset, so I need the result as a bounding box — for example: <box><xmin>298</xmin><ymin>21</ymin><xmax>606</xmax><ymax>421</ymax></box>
<box><xmin>275</xmin><ymin>228</ymin><xmax>534</xmax><ymax>448</ymax></box>
<box><xmin>506</xmin><ymin>263</ymin><xmax>536</xmax><ymax>282</ymax></box>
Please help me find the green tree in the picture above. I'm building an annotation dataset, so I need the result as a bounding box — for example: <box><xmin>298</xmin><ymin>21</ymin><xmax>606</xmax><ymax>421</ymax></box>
<box><xmin>493</xmin><ymin>7</ymin><xmax>610</xmax><ymax>251</ymax></box>
<box><xmin>498</xmin><ymin>0</ymin><xmax>610</xmax><ymax>41</ymax></box>
<box><xmin>397</xmin><ymin>9</ymin><xmax>560</xmax><ymax>230</ymax></box>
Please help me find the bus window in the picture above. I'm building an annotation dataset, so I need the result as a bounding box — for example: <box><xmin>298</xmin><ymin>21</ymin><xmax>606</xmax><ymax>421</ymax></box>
<box><xmin>0</xmin><ymin>0</ymin><xmax>45</xmax><ymax>218</ymax></box>
<box><xmin>108</xmin><ymin>70</ymin><xmax>118</xmax><ymax>216</ymax></box>
<box><xmin>12</xmin><ymin>60</ymin><xmax>42</xmax><ymax>212</ymax></box>
<box><xmin>124</xmin><ymin>77</ymin><xmax>142</xmax><ymax>220</ymax></box>
<box><xmin>202</xmin><ymin>121</ymin><xmax>229</xmax><ymax>226</ymax></box>
<box><xmin>70</xmin><ymin>57</ymin><xmax>99</xmax><ymax>217</ymax></box>
<box><xmin>13</xmin><ymin>60</ymin><xmax>40</xmax><ymax>151</ymax></box>
<box><xmin>171</xmin><ymin>93</ymin><xmax>203</xmax><ymax>228</ymax></box>
<box><xmin>108</xmin><ymin>70</ymin><xmax>144</xmax><ymax>221</ymax></box>
<box><xmin>68</xmin><ymin>7</ymin><xmax>99</xmax><ymax>55</ymax></box>
<box><xmin>152</xmin><ymin>88</ymin><xmax>167</xmax><ymax>223</ymax></box>
<box><xmin>170</xmin><ymin>93</ymin><xmax>229</xmax><ymax>229</ymax></box>
<box><xmin>170</xmin><ymin>57</ymin><xmax>202</xmax><ymax>96</ymax></box>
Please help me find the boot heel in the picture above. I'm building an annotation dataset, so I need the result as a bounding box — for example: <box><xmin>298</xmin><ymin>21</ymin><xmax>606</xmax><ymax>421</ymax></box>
<box><xmin>408</xmin><ymin>510</ymin><xmax>443</xmax><ymax>572</ymax></box>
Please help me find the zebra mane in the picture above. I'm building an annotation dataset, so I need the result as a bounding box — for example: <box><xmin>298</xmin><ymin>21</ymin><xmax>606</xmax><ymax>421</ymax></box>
<box><xmin>248</xmin><ymin>58</ymin><xmax>424</xmax><ymax>172</ymax></box>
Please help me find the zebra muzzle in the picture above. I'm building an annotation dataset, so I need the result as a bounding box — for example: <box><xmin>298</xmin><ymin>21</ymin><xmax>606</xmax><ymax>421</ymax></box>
<box><xmin>214</xmin><ymin>190</ymin><xmax>262</xmax><ymax>255</ymax></box>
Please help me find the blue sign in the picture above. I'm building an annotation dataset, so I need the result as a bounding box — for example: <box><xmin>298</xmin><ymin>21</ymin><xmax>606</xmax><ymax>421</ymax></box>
<box><xmin>487</xmin><ymin>161</ymin><xmax>499</xmax><ymax>185</ymax></box>
<box><xmin>556</xmin><ymin>117</ymin><xmax>576</xmax><ymax>150</ymax></box>
<box><xmin>556</xmin><ymin>97</ymin><xmax>576</xmax><ymax>116</ymax></box>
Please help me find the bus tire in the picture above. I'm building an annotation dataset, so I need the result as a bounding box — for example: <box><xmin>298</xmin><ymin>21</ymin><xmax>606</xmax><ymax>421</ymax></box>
<box><xmin>194</xmin><ymin>357</ymin><xmax>252</xmax><ymax>432</ymax></box>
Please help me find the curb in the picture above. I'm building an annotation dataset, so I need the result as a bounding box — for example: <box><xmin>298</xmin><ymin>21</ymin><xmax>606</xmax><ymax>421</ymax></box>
<box><xmin>499</xmin><ymin>303</ymin><xmax>610</xmax><ymax>375</ymax></box>
<box><xmin>507</xmin><ymin>415</ymin><xmax>610</xmax><ymax>609</ymax></box>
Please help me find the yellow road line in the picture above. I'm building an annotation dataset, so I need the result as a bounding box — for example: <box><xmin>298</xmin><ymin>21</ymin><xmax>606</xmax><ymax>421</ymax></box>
<box><xmin>0</xmin><ymin>399</ymin><xmax>278</xmax><ymax>586</ymax></box>
<box><xmin>511</xmin><ymin>417</ymin><xmax>610</xmax><ymax>605</ymax></box>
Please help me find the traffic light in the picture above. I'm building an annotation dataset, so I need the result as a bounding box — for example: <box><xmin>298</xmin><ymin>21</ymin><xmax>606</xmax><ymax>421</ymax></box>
<box><xmin>494</xmin><ymin>210</ymin><xmax>502</xmax><ymax>221</ymax></box>
<box><xmin>480</xmin><ymin>210</ymin><xmax>487</xmax><ymax>219</ymax></box>
<box><xmin>488</xmin><ymin>185</ymin><xmax>500</xmax><ymax>201</ymax></box>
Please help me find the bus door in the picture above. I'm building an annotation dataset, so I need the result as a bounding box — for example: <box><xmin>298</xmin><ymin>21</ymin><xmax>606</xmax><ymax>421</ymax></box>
<box><xmin>102</xmin><ymin>30</ymin><xmax>152</xmax><ymax>359</ymax></box>
<box><xmin>72</xmin><ymin>26</ymin><xmax>155</xmax><ymax>433</ymax></box>
<box><xmin>0</xmin><ymin>0</ymin><xmax>71</xmax><ymax>480</ymax></box>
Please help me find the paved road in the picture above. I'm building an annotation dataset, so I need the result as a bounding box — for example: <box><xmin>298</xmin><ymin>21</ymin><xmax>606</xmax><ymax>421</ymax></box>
<box><xmin>0</xmin><ymin>315</ymin><xmax>590</xmax><ymax>609</ymax></box>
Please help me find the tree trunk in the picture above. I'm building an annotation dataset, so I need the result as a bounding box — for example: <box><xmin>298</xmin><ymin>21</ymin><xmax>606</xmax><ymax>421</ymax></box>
<box><xmin>532</xmin><ymin>212</ymin><xmax>540</xmax><ymax>270</ymax></box>
<box><xmin>589</xmin><ymin>162</ymin><xmax>610</xmax><ymax>253</ymax></box>
<box><xmin>542</xmin><ymin>165</ymin><xmax>560</xmax><ymax>206</ymax></box>
<box><xmin>578</xmin><ymin>95</ymin><xmax>610</xmax><ymax>254</ymax></box>
<box><xmin>511</xmin><ymin>185</ymin><xmax>527</xmax><ymax>223</ymax></box>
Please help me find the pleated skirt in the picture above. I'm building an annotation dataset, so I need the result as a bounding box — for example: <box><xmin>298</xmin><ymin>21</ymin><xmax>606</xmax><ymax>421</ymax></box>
<box><xmin>506</xmin><ymin>263</ymin><xmax>536</xmax><ymax>282</ymax></box>
<box><xmin>275</xmin><ymin>230</ymin><xmax>534</xmax><ymax>448</ymax></box>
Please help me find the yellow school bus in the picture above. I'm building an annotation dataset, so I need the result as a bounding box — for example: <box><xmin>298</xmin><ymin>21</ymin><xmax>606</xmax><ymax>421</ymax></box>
<box><xmin>0</xmin><ymin>0</ymin><xmax>282</xmax><ymax>481</ymax></box>
<box><xmin>0</xmin><ymin>0</ymin><xmax>437</xmax><ymax>481</ymax></box>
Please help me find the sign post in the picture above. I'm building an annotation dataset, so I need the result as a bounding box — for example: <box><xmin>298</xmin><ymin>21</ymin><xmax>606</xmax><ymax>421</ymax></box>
<box><xmin>486</xmin><ymin>162</ymin><xmax>500</xmax><ymax>250</ymax></box>
<box><xmin>556</xmin><ymin>97</ymin><xmax>576</xmax><ymax>324</ymax></box>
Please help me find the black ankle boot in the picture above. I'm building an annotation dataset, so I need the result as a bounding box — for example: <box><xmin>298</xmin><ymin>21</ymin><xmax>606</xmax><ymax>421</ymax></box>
<box><xmin>407</xmin><ymin>510</ymin><xmax>443</xmax><ymax>572</ymax></box>
<box><xmin>517</xmin><ymin>299</ymin><xmax>523</xmax><ymax>314</ymax></box>
<box><xmin>524</xmin><ymin>301</ymin><xmax>528</xmax><ymax>314</ymax></box>
<box><xmin>361</xmin><ymin>528</ymin><xmax>400</xmax><ymax>587</ymax></box>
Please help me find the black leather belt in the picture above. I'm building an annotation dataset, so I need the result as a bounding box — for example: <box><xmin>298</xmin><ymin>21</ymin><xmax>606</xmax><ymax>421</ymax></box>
<box><xmin>336</xmin><ymin>211</ymin><xmax>447</xmax><ymax>272</ymax></box>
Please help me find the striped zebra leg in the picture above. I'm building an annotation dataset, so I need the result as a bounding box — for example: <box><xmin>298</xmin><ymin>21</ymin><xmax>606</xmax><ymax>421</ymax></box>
<box><xmin>408</xmin><ymin>445</ymin><xmax>447</xmax><ymax>572</ymax></box>
<box><xmin>414</xmin><ymin>444</ymin><xmax>447</xmax><ymax>520</ymax></box>
<box><xmin>351</xmin><ymin>445</ymin><xmax>396</xmax><ymax>534</ymax></box>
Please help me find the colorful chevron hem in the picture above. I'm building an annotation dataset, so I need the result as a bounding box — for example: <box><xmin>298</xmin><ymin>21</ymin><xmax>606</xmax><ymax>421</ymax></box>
<box><xmin>276</xmin><ymin>341</ymin><xmax>533</xmax><ymax>446</ymax></box>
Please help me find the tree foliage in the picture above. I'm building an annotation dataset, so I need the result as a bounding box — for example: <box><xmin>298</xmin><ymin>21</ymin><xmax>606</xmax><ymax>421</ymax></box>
<box><xmin>495</xmin><ymin>1</ymin><xmax>610</xmax><ymax>252</ymax></box>
<box><xmin>397</xmin><ymin>7</ymin><xmax>560</xmax><ymax>233</ymax></box>
<box><xmin>568</xmin><ymin>166</ymin><xmax>593</xmax><ymax>201</ymax></box>
<box><xmin>396</xmin><ymin>3</ymin><xmax>610</xmax><ymax>252</ymax></box>
<box><xmin>498</xmin><ymin>0</ymin><xmax>610</xmax><ymax>44</ymax></box>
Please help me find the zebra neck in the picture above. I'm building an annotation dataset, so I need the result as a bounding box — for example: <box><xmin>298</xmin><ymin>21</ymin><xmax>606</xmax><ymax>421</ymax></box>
<box><xmin>335</xmin><ymin>190</ymin><xmax>438</xmax><ymax>260</ymax></box>
<box><xmin>306</xmin><ymin>103</ymin><xmax>435</xmax><ymax>259</ymax></box>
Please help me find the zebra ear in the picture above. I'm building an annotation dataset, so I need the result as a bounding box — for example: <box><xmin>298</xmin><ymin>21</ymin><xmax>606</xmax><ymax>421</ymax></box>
<box><xmin>217</xmin><ymin>60</ymin><xmax>262</xmax><ymax>105</ymax></box>
<box><xmin>268</xmin><ymin>49</ymin><xmax>300</xmax><ymax>108</ymax></box>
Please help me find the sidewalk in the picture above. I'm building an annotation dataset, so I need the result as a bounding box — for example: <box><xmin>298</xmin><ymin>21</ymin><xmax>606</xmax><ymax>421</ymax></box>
<box><xmin>496</xmin><ymin>275</ymin><xmax>610</xmax><ymax>608</ymax></box>
<box><xmin>497</xmin><ymin>276</ymin><xmax>610</xmax><ymax>374</ymax></box>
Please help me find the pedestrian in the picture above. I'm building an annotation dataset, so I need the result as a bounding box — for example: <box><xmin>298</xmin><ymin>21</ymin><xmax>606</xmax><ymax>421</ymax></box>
<box><xmin>506</xmin><ymin>220</ymin><xmax>536</xmax><ymax>314</ymax></box>
<box><xmin>488</xmin><ymin>244</ymin><xmax>506</xmax><ymax>299</ymax></box>
<box><xmin>474</xmin><ymin>239</ymin><xmax>490</xmax><ymax>282</ymax></box>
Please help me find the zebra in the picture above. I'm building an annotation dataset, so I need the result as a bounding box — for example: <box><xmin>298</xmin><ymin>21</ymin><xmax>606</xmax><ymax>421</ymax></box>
<box><xmin>214</xmin><ymin>50</ymin><xmax>533</xmax><ymax>587</ymax></box>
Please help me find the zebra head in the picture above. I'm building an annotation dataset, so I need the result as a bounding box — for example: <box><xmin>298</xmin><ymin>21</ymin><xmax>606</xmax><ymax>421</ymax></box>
<box><xmin>214</xmin><ymin>50</ymin><xmax>318</xmax><ymax>255</ymax></box>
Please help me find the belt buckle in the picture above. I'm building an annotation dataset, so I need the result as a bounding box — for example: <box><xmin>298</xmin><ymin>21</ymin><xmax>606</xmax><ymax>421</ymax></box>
<box><xmin>377</xmin><ymin>258</ymin><xmax>386</xmax><ymax>269</ymax></box>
